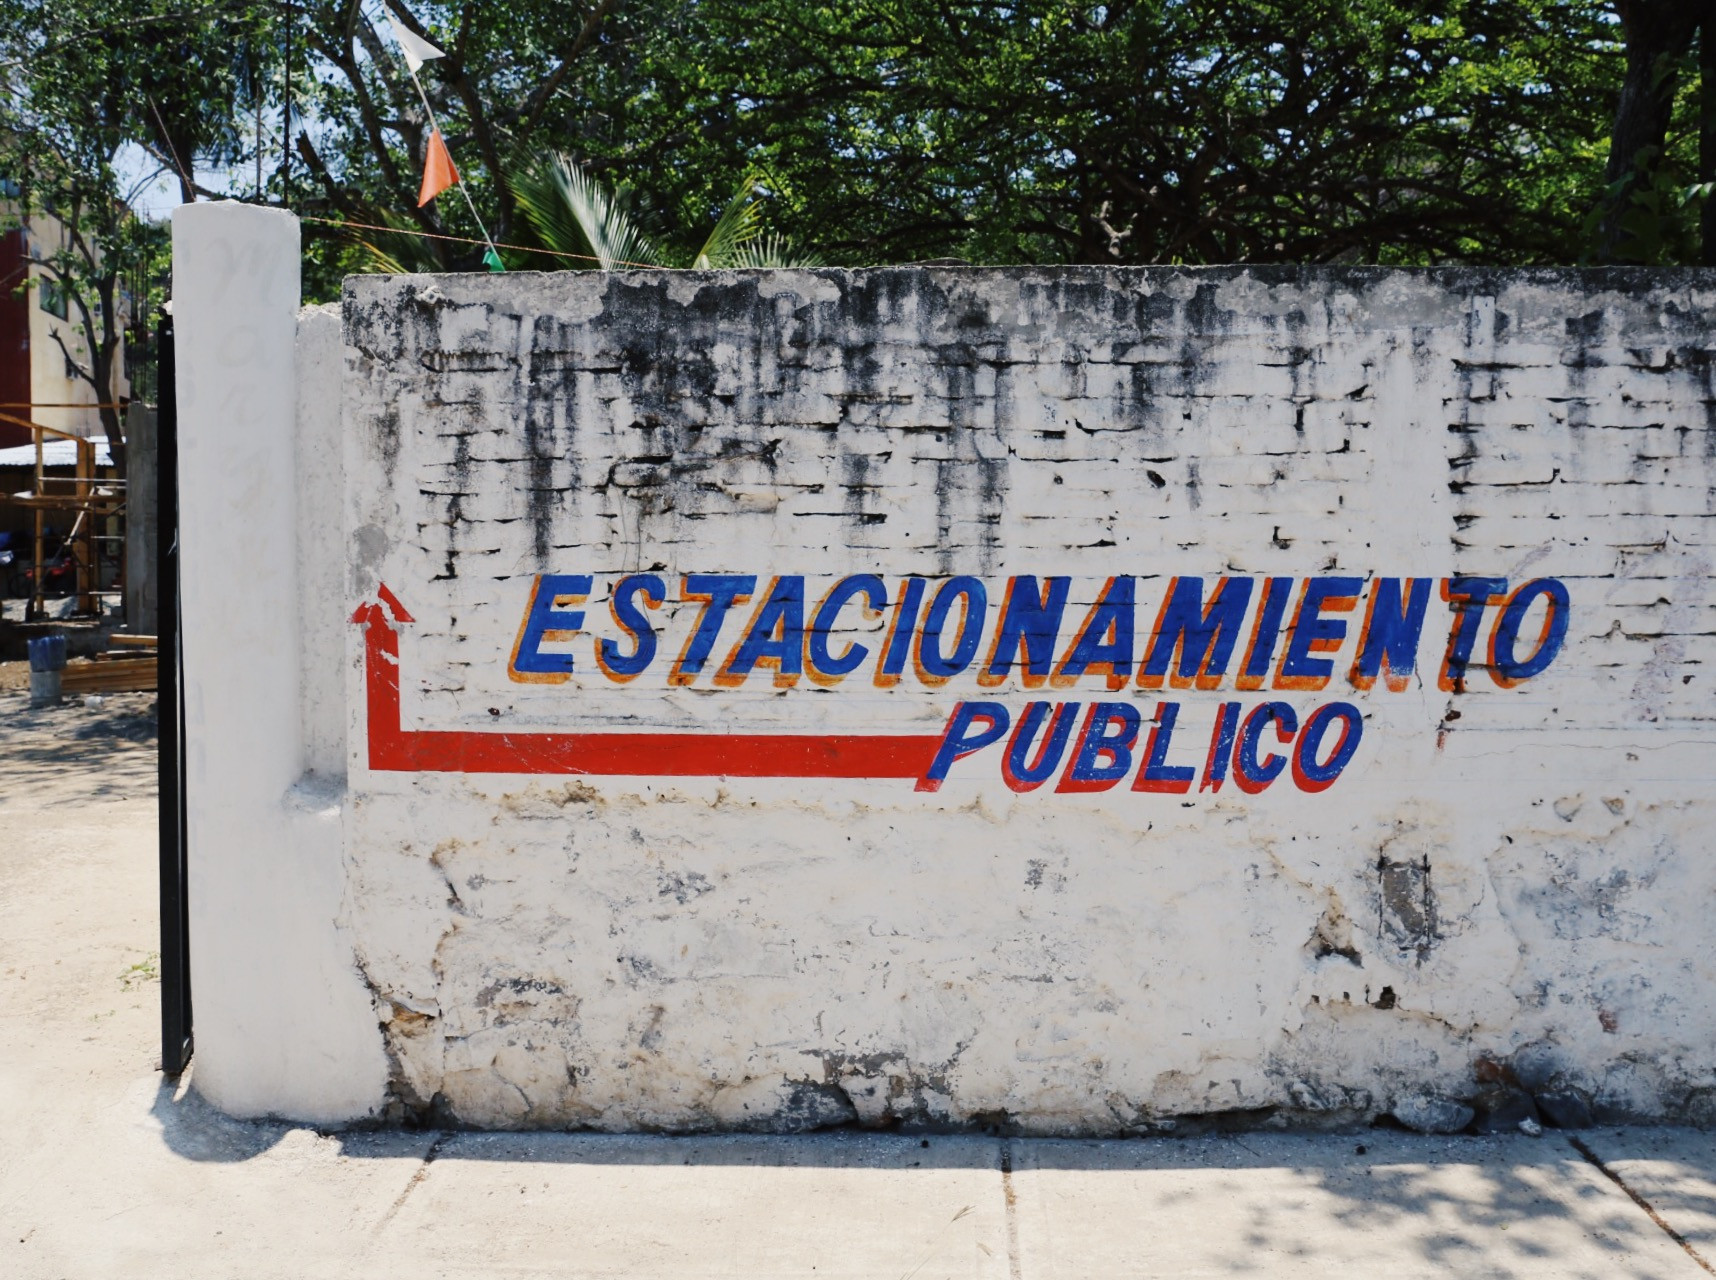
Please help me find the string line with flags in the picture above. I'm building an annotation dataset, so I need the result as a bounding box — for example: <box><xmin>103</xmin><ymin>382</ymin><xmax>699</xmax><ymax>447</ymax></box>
<box><xmin>385</xmin><ymin>12</ymin><xmax>504</xmax><ymax>271</ymax></box>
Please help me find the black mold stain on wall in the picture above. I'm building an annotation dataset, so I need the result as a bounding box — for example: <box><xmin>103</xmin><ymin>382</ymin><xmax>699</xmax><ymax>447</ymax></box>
<box><xmin>346</xmin><ymin>264</ymin><xmax>1716</xmax><ymax>598</ymax></box>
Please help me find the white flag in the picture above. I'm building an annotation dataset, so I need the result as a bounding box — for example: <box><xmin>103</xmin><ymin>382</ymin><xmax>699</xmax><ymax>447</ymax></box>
<box><xmin>386</xmin><ymin>13</ymin><xmax>445</xmax><ymax>73</ymax></box>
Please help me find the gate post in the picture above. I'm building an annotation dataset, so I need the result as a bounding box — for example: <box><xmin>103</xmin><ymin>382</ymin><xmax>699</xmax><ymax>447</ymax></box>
<box><xmin>156</xmin><ymin>314</ymin><xmax>190</xmax><ymax>1076</ymax></box>
<box><xmin>171</xmin><ymin>203</ymin><xmax>385</xmax><ymax>1121</ymax></box>
<box><xmin>171</xmin><ymin>202</ymin><xmax>304</xmax><ymax>1109</ymax></box>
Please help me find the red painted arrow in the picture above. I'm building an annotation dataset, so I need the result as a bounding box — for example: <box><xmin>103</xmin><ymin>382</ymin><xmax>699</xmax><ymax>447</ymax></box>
<box><xmin>351</xmin><ymin>585</ymin><xmax>942</xmax><ymax>779</ymax></box>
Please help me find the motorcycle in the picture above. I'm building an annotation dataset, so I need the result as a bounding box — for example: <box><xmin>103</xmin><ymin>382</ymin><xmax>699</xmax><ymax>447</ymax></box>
<box><xmin>0</xmin><ymin>532</ymin><xmax>77</xmax><ymax>600</ymax></box>
<box><xmin>24</xmin><ymin>551</ymin><xmax>78</xmax><ymax>598</ymax></box>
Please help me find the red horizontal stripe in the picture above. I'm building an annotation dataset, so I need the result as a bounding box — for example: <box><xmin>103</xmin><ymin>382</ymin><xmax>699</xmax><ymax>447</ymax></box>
<box><xmin>374</xmin><ymin>728</ymin><xmax>939</xmax><ymax>778</ymax></box>
<box><xmin>358</xmin><ymin>592</ymin><xmax>938</xmax><ymax>779</ymax></box>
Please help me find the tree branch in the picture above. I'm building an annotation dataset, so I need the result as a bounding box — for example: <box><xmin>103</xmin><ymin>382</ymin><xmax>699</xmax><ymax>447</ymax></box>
<box><xmin>519</xmin><ymin>0</ymin><xmax>617</xmax><ymax>137</ymax></box>
<box><xmin>47</xmin><ymin>326</ymin><xmax>98</xmax><ymax>394</ymax></box>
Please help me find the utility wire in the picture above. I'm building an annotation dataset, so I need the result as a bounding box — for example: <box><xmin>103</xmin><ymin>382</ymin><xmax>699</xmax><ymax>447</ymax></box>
<box><xmin>299</xmin><ymin>215</ymin><xmax>659</xmax><ymax>270</ymax></box>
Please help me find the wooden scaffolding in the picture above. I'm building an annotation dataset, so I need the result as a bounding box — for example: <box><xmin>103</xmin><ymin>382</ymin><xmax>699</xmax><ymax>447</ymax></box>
<box><xmin>0</xmin><ymin>405</ymin><xmax>126</xmax><ymax>619</ymax></box>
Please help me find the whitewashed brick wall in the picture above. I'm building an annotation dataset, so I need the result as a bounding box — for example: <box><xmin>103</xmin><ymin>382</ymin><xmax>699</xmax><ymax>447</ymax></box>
<box><xmin>232</xmin><ymin>257</ymin><xmax>1716</xmax><ymax>1130</ymax></box>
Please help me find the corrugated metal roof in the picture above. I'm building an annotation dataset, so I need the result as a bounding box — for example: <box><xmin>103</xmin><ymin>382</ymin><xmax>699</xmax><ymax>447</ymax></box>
<box><xmin>0</xmin><ymin>439</ymin><xmax>114</xmax><ymax>468</ymax></box>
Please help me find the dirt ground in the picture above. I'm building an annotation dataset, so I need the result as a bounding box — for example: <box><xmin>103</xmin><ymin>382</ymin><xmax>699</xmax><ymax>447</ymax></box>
<box><xmin>0</xmin><ymin>681</ymin><xmax>158</xmax><ymax>796</ymax></box>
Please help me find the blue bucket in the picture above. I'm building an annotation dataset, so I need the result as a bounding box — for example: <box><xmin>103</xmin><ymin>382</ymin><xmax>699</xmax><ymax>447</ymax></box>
<box><xmin>26</xmin><ymin>634</ymin><xmax>67</xmax><ymax>672</ymax></box>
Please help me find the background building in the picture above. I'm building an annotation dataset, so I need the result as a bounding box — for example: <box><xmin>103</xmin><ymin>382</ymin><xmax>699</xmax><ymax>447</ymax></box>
<box><xmin>0</xmin><ymin>202</ymin><xmax>130</xmax><ymax>449</ymax></box>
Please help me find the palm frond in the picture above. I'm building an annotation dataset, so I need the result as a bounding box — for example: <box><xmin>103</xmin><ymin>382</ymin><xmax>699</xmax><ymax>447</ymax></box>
<box><xmin>510</xmin><ymin>155</ymin><xmax>819</xmax><ymax>271</ymax></box>
<box><xmin>351</xmin><ymin>212</ymin><xmax>447</xmax><ymax>274</ymax></box>
<box><xmin>356</xmin><ymin>239</ymin><xmax>413</xmax><ymax>274</ymax></box>
<box><xmin>512</xmin><ymin>155</ymin><xmax>592</xmax><ymax>263</ymax></box>
<box><xmin>726</xmin><ymin>233</ymin><xmax>824</xmax><ymax>269</ymax></box>
<box><xmin>692</xmin><ymin>176</ymin><xmax>764</xmax><ymax>268</ymax></box>
<box><xmin>515</xmin><ymin>152</ymin><xmax>658</xmax><ymax>270</ymax></box>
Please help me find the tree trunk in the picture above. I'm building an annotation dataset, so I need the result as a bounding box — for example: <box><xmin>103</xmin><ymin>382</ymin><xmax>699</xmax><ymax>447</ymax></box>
<box><xmin>94</xmin><ymin>274</ymin><xmax>125</xmax><ymax>471</ymax></box>
<box><xmin>1596</xmin><ymin>1</ymin><xmax>1701</xmax><ymax>263</ymax></box>
<box><xmin>93</xmin><ymin>346</ymin><xmax>125</xmax><ymax>473</ymax></box>
<box><xmin>98</xmin><ymin>400</ymin><xmax>125</xmax><ymax>471</ymax></box>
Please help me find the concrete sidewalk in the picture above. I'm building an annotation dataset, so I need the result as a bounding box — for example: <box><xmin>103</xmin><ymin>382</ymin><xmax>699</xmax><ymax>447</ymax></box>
<box><xmin>2</xmin><ymin>692</ymin><xmax>1712</xmax><ymax>1279</ymax></box>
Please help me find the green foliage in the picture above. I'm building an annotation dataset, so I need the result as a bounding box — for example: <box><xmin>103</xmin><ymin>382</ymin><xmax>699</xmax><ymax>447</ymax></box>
<box><xmin>4</xmin><ymin>0</ymin><xmax>1713</xmax><ymax>318</ymax></box>
<box><xmin>513</xmin><ymin>154</ymin><xmax>659</xmax><ymax>269</ymax></box>
<box><xmin>0</xmin><ymin>0</ymin><xmax>243</xmax><ymax>448</ymax></box>
<box><xmin>273</xmin><ymin>0</ymin><xmax>1683</xmax><ymax>288</ymax></box>
<box><xmin>676</xmin><ymin>0</ymin><xmax>1634</xmax><ymax>265</ymax></box>
<box><xmin>1583</xmin><ymin>35</ymin><xmax>1712</xmax><ymax>266</ymax></box>
<box><xmin>690</xmin><ymin>182</ymin><xmax>762</xmax><ymax>270</ymax></box>
<box><xmin>507</xmin><ymin>155</ymin><xmax>821</xmax><ymax>270</ymax></box>
<box><xmin>1587</xmin><ymin>145</ymin><xmax>1711</xmax><ymax>264</ymax></box>
<box><xmin>288</xmin><ymin>0</ymin><xmax>697</xmax><ymax>290</ymax></box>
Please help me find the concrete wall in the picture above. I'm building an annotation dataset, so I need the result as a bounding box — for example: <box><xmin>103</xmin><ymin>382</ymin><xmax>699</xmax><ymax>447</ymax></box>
<box><xmin>177</xmin><ymin>205</ymin><xmax>1716</xmax><ymax>1131</ymax></box>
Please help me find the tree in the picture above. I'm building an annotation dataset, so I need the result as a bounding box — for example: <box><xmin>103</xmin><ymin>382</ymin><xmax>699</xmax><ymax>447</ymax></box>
<box><xmin>1706</xmin><ymin>9</ymin><xmax>1716</xmax><ymax>265</ymax></box>
<box><xmin>290</xmin><ymin>0</ymin><xmax>637</xmax><ymax>283</ymax></box>
<box><xmin>1591</xmin><ymin>0</ymin><xmax>1716</xmax><ymax>263</ymax></box>
<box><xmin>0</xmin><ymin>0</ymin><xmax>271</xmax><ymax>459</ymax></box>
<box><xmin>9</xmin><ymin>0</ymin><xmax>1716</xmax><ymax>319</ymax></box>
<box><xmin>245</xmin><ymin>0</ymin><xmax>1716</xmax><ymax>276</ymax></box>
<box><xmin>666</xmin><ymin>0</ymin><xmax>1634</xmax><ymax>266</ymax></box>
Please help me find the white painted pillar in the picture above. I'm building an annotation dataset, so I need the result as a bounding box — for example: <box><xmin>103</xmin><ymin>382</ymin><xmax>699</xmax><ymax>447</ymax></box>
<box><xmin>172</xmin><ymin>203</ymin><xmax>385</xmax><ymax>1122</ymax></box>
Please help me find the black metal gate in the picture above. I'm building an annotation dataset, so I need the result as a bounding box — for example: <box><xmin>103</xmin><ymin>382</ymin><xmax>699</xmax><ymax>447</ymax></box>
<box><xmin>157</xmin><ymin>312</ymin><xmax>192</xmax><ymax>1076</ymax></box>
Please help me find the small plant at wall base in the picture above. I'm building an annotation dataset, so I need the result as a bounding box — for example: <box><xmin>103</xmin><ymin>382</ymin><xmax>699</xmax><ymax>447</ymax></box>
<box><xmin>119</xmin><ymin>952</ymin><xmax>160</xmax><ymax>992</ymax></box>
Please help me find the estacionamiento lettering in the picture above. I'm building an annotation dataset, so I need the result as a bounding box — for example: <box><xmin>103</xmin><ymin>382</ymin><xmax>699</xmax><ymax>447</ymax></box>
<box><xmin>504</xmin><ymin>573</ymin><xmax>1570</xmax><ymax>795</ymax></box>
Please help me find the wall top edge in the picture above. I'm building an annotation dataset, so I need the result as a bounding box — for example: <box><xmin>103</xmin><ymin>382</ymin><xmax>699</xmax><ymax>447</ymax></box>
<box><xmin>341</xmin><ymin>263</ymin><xmax>1716</xmax><ymax>296</ymax></box>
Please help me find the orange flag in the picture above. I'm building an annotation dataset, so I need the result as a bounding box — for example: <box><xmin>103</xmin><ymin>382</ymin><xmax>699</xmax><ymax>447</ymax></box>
<box><xmin>417</xmin><ymin>129</ymin><xmax>459</xmax><ymax>206</ymax></box>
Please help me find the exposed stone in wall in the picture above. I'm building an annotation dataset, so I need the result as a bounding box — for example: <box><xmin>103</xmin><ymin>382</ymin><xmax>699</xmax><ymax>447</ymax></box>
<box><xmin>340</xmin><ymin>266</ymin><xmax>1716</xmax><ymax>1132</ymax></box>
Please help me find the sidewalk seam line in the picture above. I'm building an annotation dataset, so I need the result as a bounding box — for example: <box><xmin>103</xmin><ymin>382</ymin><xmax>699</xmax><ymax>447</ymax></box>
<box><xmin>374</xmin><ymin>1130</ymin><xmax>451</xmax><ymax>1234</ymax></box>
<box><xmin>1569</xmin><ymin>1136</ymin><xmax>1715</xmax><ymax>1275</ymax></box>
